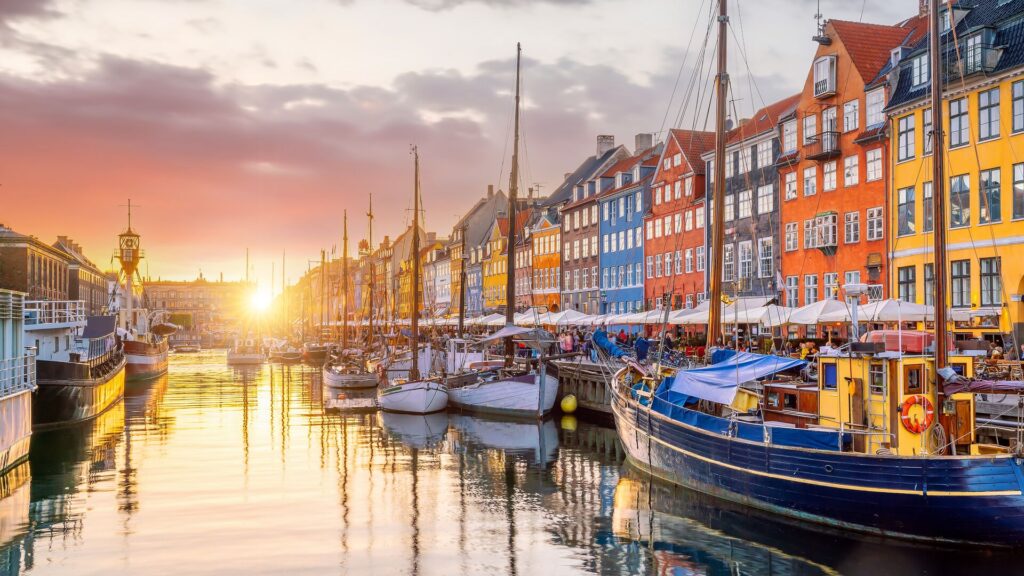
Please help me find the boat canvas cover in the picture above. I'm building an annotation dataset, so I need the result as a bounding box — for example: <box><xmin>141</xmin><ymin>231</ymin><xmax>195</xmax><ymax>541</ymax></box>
<box><xmin>662</xmin><ymin>352</ymin><xmax>805</xmax><ymax>405</ymax></box>
<box><xmin>82</xmin><ymin>315</ymin><xmax>117</xmax><ymax>339</ymax></box>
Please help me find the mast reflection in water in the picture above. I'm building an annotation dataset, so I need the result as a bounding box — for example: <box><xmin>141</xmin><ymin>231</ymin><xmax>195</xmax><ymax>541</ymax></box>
<box><xmin>0</xmin><ymin>352</ymin><xmax>1014</xmax><ymax>575</ymax></box>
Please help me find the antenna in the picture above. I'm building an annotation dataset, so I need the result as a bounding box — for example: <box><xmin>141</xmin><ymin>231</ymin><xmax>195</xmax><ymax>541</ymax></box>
<box><xmin>812</xmin><ymin>0</ymin><xmax>831</xmax><ymax>45</ymax></box>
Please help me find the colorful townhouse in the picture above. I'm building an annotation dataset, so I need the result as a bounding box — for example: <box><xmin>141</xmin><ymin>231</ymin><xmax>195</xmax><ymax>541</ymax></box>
<box><xmin>703</xmin><ymin>95</ymin><xmax>799</xmax><ymax>307</ymax></box>
<box><xmin>778</xmin><ymin>15</ymin><xmax>926</xmax><ymax>333</ymax></box>
<box><xmin>513</xmin><ymin>212</ymin><xmax>536</xmax><ymax>312</ymax></box>
<box><xmin>529</xmin><ymin>210</ymin><xmax>561</xmax><ymax>312</ymax></box>
<box><xmin>597</xmin><ymin>139</ymin><xmax>660</xmax><ymax>315</ymax></box>
<box><xmin>451</xmin><ymin>186</ymin><xmax>507</xmax><ymax>318</ymax></box>
<box><xmin>549</xmin><ymin>135</ymin><xmax>631</xmax><ymax>314</ymax></box>
<box><xmin>645</xmin><ymin>130</ymin><xmax>716</xmax><ymax>311</ymax></box>
<box><xmin>887</xmin><ymin>0</ymin><xmax>1024</xmax><ymax>344</ymax></box>
<box><xmin>482</xmin><ymin>207</ymin><xmax>534</xmax><ymax>313</ymax></box>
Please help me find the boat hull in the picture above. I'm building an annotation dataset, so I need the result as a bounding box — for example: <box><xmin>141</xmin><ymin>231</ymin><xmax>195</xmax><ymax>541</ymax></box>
<box><xmin>0</xmin><ymin>390</ymin><xmax>32</xmax><ymax>475</ymax></box>
<box><xmin>227</xmin><ymin>353</ymin><xmax>264</xmax><ymax>366</ymax></box>
<box><xmin>448</xmin><ymin>372</ymin><xmax>558</xmax><ymax>418</ymax></box>
<box><xmin>611</xmin><ymin>387</ymin><xmax>1024</xmax><ymax>546</ymax></box>
<box><xmin>33</xmin><ymin>358</ymin><xmax>126</xmax><ymax>429</ymax></box>
<box><xmin>322</xmin><ymin>366</ymin><xmax>378</xmax><ymax>389</ymax></box>
<box><xmin>379</xmin><ymin>380</ymin><xmax>448</xmax><ymax>414</ymax></box>
<box><xmin>124</xmin><ymin>340</ymin><xmax>169</xmax><ymax>381</ymax></box>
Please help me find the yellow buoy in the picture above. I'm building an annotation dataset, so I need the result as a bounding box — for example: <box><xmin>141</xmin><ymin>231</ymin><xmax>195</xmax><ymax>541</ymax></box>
<box><xmin>560</xmin><ymin>394</ymin><xmax>578</xmax><ymax>414</ymax></box>
<box><xmin>560</xmin><ymin>415</ymin><xmax>577</xmax><ymax>431</ymax></box>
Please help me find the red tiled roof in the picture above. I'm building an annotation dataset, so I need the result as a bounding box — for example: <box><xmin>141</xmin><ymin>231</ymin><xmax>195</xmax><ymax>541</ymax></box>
<box><xmin>668</xmin><ymin>129</ymin><xmax>716</xmax><ymax>174</ymax></box>
<box><xmin>496</xmin><ymin>217</ymin><xmax>509</xmax><ymax>238</ymax></box>
<box><xmin>600</xmin><ymin>155</ymin><xmax>642</xmax><ymax>178</ymax></box>
<box><xmin>829</xmin><ymin>18</ymin><xmax>921</xmax><ymax>81</ymax></box>
<box><xmin>725</xmin><ymin>93</ymin><xmax>800</xmax><ymax>144</ymax></box>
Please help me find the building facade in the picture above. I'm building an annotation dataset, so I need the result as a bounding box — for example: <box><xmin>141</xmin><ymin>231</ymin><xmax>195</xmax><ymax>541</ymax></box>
<box><xmin>529</xmin><ymin>212</ymin><xmax>561</xmax><ymax>312</ymax></box>
<box><xmin>144</xmin><ymin>277</ymin><xmax>251</xmax><ymax>346</ymax></box>
<box><xmin>53</xmin><ymin>236</ymin><xmax>110</xmax><ymax>315</ymax></box>
<box><xmin>0</xmin><ymin>225</ymin><xmax>71</xmax><ymax>302</ymax></box>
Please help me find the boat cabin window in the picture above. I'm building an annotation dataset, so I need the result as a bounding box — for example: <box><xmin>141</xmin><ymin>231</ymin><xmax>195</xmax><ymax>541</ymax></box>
<box><xmin>950</xmin><ymin>362</ymin><xmax>966</xmax><ymax>376</ymax></box>
<box><xmin>869</xmin><ymin>362</ymin><xmax>885</xmax><ymax>395</ymax></box>
<box><xmin>822</xmin><ymin>363</ymin><xmax>837</xmax><ymax>390</ymax></box>
<box><xmin>904</xmin><ymin>365</ymin><xmax>923</xmax><ymax>394</ymax></box>
<box><xmin>783</xmin><ymin>393</ymin><xmax>798</xmax><ymax>410</ymax></box>
<box><xmin>767</xmin><ymin>391</ymin><xmax>780</xmax><ymax>409</ymax></box>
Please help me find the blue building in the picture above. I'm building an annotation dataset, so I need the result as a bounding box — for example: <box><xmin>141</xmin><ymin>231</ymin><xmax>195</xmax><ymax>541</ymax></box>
<box><xmin>465</xmin><ymin>260</ymin><xmax>483</xmax><ymax>317</ymax></box>
<box><xmin>598</xmin><ymin>146</ymin><xmax>660</xmax><ymax>316</ymax></box>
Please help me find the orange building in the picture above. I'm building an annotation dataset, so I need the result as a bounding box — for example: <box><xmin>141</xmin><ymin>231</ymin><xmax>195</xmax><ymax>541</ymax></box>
<box><xmin>529</xmin><ymin>212</ymin><xmax>561</xmax><ymax>311</ymax></box>
<box><xmin>778</xmin><ymin>16</ymin><xmax>926</xmax><ymax>337</ymax></box>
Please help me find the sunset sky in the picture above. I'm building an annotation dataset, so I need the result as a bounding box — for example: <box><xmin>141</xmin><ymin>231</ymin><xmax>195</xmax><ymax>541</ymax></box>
<box><xmin>0</xmin><ymin>0</ymin><xmax>915</xmax><ymax>288</ymax></box>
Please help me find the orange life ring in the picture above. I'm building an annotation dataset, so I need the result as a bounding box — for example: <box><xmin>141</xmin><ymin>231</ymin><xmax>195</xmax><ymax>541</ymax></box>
<box><xmin>899</xmin><ymin>394</ymin><xmax>935</xmax><ymax>435</ymax></box>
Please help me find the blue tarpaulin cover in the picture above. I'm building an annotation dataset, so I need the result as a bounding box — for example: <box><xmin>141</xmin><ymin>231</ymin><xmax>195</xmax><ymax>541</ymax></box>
<box><xmin>592</xmin><ymin>329</ymin><xmax>626</xmax><ymax>359</ymax></box>
<box><xmin>661</xmin><ymin>352</ymin><xmax>806</xmax><ymax>405</ymax></box>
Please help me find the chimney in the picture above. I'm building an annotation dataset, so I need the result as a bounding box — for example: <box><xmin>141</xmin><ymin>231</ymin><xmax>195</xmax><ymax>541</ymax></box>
<box><xmin>634</xmin><ymin>133</ymin><xmax>654</xmax><ymax>153</ymax></box>
<box><xmin>596</xmin><ymin>134</ymin><xmax>615</xmax><ymax>156</ymax></box>
<box><xmin>919</xmin><ymin>0</ymin><xmax>928</xmax><ymax>16</ymax></box>
<box><xmin>487</xmin><ymin>184</ymin><xmax>494</xmax><ymax>199</ymax></box>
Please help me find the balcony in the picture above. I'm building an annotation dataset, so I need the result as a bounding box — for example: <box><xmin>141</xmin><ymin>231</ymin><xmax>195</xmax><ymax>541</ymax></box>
<box><xmin>813</xmin><ymin>56</ymin><xmax>836</xmax><ymax>99</ymax></box>
<box><xmin>24</xmin><ymin>300</ymin><xmax>87</xmax><ymax>330</ymax></box>
<box><xmin>805</xmin><ymin>131</ymin><xmax>840</xmax><ymax>161</ymax></box>
<box><xmin>0</xmin><ymin>351</ymin><xmax>36</xmax><ymax>399</ymax></box>
<box><xmin>944</xmin><ymin>44</ymin><xmax>1000</xmax><ymax>81</ymax></box>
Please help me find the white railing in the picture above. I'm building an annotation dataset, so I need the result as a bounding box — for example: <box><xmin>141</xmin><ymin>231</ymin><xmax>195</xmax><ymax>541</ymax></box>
<box><xmin>24</xmin><ymin>300</ymin><xmax>86</xmax><ymax>326</ymax></box>
<box><xmin>0</xmin><ymin>351</ymin><xmax>36</xmax><ymax>398</ymax></box>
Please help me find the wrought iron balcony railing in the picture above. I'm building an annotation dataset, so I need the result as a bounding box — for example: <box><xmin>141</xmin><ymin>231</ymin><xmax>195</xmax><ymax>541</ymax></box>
<box><xmin>805</xmin><ymin>131</ymin><xmax>841</xmax><ymax>160</ymax></box>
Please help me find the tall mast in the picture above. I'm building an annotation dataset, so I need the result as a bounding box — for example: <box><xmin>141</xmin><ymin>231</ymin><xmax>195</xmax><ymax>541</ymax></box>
<box><xmin>410</xmin><ymin>146</ymin><xmax>422</xmax><ymax>380</ymax></box>
<box><xmin>505</xmin><ymin>42</ymin><xmax>522</xmax><ymax>365</ymax></box>
<box><xmin>282</xmin><ymin>250</ymin><xmax>286</xmax><ymax>337</ymax></box>
<box><xmin>367</xmin><ymin>195</ymin><xmax>375</xmax><ymax>344</ymax></box>
<box><xmin>343</xmin><ymin>211</ymin><xmax>349</xmax><ymax>350</ymax></box>
<box><xmin>458</xmin><ymin>223</ymin><xmax>468</xmax><ymax>336</ymax></box>
<box><xmin>706</xmin><ymin>0</ymin><xmax>729</xmax><ymax>350</ymax></box>
<box><xmin>320</xmin><ymin>249</ymin><xmax>326</xmax><ymax>344</ymax></box>
<box><xmin>929</xmin><ymin>0</ymin><xmax>948</xmax><ymax>373</ymax></box>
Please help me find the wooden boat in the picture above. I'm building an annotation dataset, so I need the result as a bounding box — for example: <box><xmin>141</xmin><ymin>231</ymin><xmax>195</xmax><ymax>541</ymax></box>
<box><xmin>227</xmin><ymin>339</ymin><xmax>264</xmax><ymax>366</ymax></box>
<box><xmin>124</xmin><ymin>337</ymin><xmax>169</xmax><ymax>381</ymax></box>
<box><xmin>322</xmin><ymin>359</ymin><xmax>378</xmax><ymax>389</ymax></box>
<box><xmin>448</xmin><ymin>364</ymin><xmax>558</xmax><ymax>418</ymax></box>
<box><xmin>379</xmin><ymin>378</ymin><xmax>447</xmax><ymax>413</ymax></box>
<box><xmin>302</xmin><ymin>342</ymin><xmax>329</xmax><ymax>365</ymax></box>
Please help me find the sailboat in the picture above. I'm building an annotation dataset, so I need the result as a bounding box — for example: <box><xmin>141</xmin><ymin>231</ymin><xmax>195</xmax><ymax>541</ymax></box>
<box><xmin>608</xmin><ymin>0</ymin><xmax>1024</xmax><ymax>546</ymax></box>
<box><xmin>323</xmin><ymin>210</ymin><xmax>378</xmax><ymax>389</ymax></box>
<box><xmin>446</xmin><ymin>44</ymin><xmax>560</xmax><ymax>419</ymax></box>
<box><xmin>378</xmin><ymin>147</ymin><xmax>449</xmax><ymax>414</ymax></box>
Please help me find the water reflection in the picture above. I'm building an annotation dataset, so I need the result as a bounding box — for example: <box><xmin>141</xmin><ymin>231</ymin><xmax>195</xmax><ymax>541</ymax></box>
<box><xmin>0</xmin><ymin>353</ymin><xmax>1012</xmax><ymax>575</ymax></box>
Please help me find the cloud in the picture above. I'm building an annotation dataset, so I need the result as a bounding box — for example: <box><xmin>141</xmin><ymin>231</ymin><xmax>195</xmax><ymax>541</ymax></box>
<box><xmin>401</xmin><ymin>0</ymin><xmax>590</xmax><ymax>11</ymax></box>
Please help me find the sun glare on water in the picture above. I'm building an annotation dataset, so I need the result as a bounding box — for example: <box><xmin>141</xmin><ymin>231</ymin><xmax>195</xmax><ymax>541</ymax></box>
<box><xmin>250</xmin><ymin>289</ymin><xmax>273</xmax><ymax>313</ymax></box>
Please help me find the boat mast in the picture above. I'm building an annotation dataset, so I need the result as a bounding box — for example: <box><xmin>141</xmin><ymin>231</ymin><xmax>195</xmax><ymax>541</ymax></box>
<box><xmin>320</xmin><ymin>249</ymin><xmax>326</xmax><ymax>344</ymax></box>
<box><xmin>458</xmin><ymin>223</ymin><xmax>468</xmax><ymax>336</ymax></box>
<box><xmin>410</xmin><ymin>146</ymin><xmax>422</xmax><ymax>380</ymax></box>
<box><xmin>505</xmin><ymin>42</ymin><xmax>522</xmax><ymax>366</ymax></box>
<box><xmin>928</xmin><ymin>0</ymin><xmax>948</xmax><ymax>375</ymax></box>
<box><xmin>368</xmin><ymin>195</ymin><xmax>375</xmax><ymax>345</ymax></box>
<box><xmin>282</xmin><ymin>250</ymin><xmax>286</xmax><ymax>338</ymax></box>
<box><xmin>706</xmin><ymin>0</ymin><xmax>729</xmax><ymax>350</ymax></box>
<box><xmin>343</xmin><ymin>210</ymin><xmax>349</xmax><ymax>350</ymax></box>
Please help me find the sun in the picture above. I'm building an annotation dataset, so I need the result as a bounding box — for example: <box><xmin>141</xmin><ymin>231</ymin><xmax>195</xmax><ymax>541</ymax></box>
<box><xmin>250</xmin><ymin>289</ymin><xmax>273</xmax><ymax>313</ymax></box>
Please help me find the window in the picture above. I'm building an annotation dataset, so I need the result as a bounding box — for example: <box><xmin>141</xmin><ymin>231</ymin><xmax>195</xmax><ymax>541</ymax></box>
<box><xmin>674</xmin><ymin>180</ymin><xmax>682</xmax><ymax>199</ymax></box>
<box><xmin>866</xmin><ymin>207</ymin><xmax>883</xmax><ymax>241</ymax></box>
<box><xmin>738</xmin><ymin>147</ymin><xmax>752</xmax><ymax>174</ymax></box>
<box><xmin>784</xmin><ymin>171</ymin><xmax>797</xmax><ymax>200</ymax></box>
<box><xmin>898</xmin><ymin>266</ymin><xmax>916</xmax><ymax>303</ymax></box>
<box><xmin>1015</xmin><ymin>164</ymin><xmax>1024</xmax><ymax>220</ymax></box>
<box><xmin>979</xmin><ymin>168</ymin><xmax>1001</xmax><ymax>224</ymax></box>
<box><xmin>723</xmin><ymin>244</ymin><xmax>735</xmax><ymax>282</ymax></box>
<box><xmin>803</xmin><ymin>219</ymin><xmax>814</xmax><ymax>248</ymax></box>
<box><xmin>897</xmin><ymin>115</ymin><xmax>915</xmax><ymax>162</ymax></box>
<box><xmin>635</xmin><ymin>191</ymin><xmax>642</xmax><ymax>212</ymax></box>
<box><xmin>922</xmin><ymin>181</ymin><xmax>934</xmax><ymax>232</ymax></box>
<box><xmin>803</xmin><ymin>166</ymin><xmax>817</xmax><ymax>196</ymax></box>
<box><xmin>866</xmin><ymin>88</ymin><xmax>885</xmax><ymax>126</ymax></box>
<box><xmin>738</xmin><ymin>190</ymin><xmax>752</xmax><ymax>219</ymax></box>
<box><xmin>804</xmin><ymin>274</ymin><xmax>819</xmax><ymax>304</ymax></box>
<box><xmin>843</xmin><ymin>99</ymin><xmax>859</xmax><ymax>132</ymax></box>
<box><xmin>724</xmin><ymin>194</ymin><xmax>735</xmax><ymax>221</ymax></box>
<box><xmin>979</xmin><ymin>88</ymin><xmax>1000</xmax><ymax>141</ymax></box>
<box><xmin>866</xmin><ymin>149</ymin><xmax>882</xmax><ymax>181</ymax></box>
<box><xmin>664</xmin><ymin>253</ymin><xmax>672</xmax><ymax>277</ymax></box>
<box><xmin>655</xmin><ymin>187</ymin><xmax>662</xmax><ymax>205</ymax></box>
<box><xmin>923</xmin><ymin>108</ymin><xmax>933</xmax><ymax>155</ymax></box>
<box><xmin>950</xmin><ymin>98</ymin><xmax>969</xmax><ymax>147</ymax></box>
<box><xmin>950</xmin><ymin>174</ymin><xmax>970</xmax><ymax>228</ymax></box>
<box><xmin>725</xmin><ymin>152</ymin><xmax>734</xmax><ymax>178</ymax></box>
<box><xmin>758</xmin><ymin>238</ymin><xmax>773</xmax><ymax>278</ymax></box>
<box><xmin>696</xmin><ymin>246</ymin><xmax>705</xmax><ymax>271</ymax></box>
<box><xmin>684</xmin><ymin>177</ymin><xmax>693</xmax><ymax>197</ymax></box>
<box><xmin>685</xmin><ymin>210</ymin><xmax>693</xmax><ymax>231</ymax></box>
<box><xmin>1014</xmin><ymin>81</ymin><xmax>1024</xmax><ymax>133</ymax></box>
<box><xmin>655</xmin><ymin>255</ymin><xmax>662</xmax><ymax>277</ymax></box>
<box><xmin>674</xmin><ymin>213</ymin><xmax>682</xmax><ymax>233</ymax></box>
<box><xmin>635</xmin><ymin>227</ymin><xmax>642</xmax><ymax>247</ymax></box>
<box><xmin>815</xmin><ymin>213</ymin><xmax>837</xmax><ymax>247</ymax></box>
<box><xmin>635</xmin><ymin>262</ymin><xmax>642</xmax><ymax>285</ymax></box>
<box><xmin>824</xmin><ymin>272</ymin><xmax>839</xmax><ymax>299</ymax></box>
<box><xmin>646</xmin><ymin>222</ymin><xmax>653</xmax><ymax>240</ymax></box>
<box><xmin>573</xmin><ymin>211</ymin><xmax>580</xmax><ymax>230</ymax></box>
<box><xmin>591</xmin><ymin>236</ymin><xmax>597</xmax><ymax>257</ymax></box>
<box><xmin>823</xmin><ymin>161</ymin><xmax>837</xmax><ymax>191</ymax></box>
<box><xmin>911</xmin><ymin>54</ymin><xmax>929</xmax><ymax>87</ymax></box>
<box><xmin>584</xmin><ymin>206</ymin><xmax>591</xmax><ymax>226</ymax></box>
<box><xmin>654</xmin><ymin>218</ymin><xmax>662</xmax><ymax>237</ymax></box>
<box><xmin>785</xmin><ymin>222</ymin><xmax>798</xmax><ymax>251</ymax></box>
<box><xmin>738</xmin><ymin>240</ymin><xmax>752</xmax><ymax>279</ymax></box>
<box><xmin>756</xmin><ymin>185</ymin><xmax>773</xmax><ymax>216</ymax></box>
<box><xmin>782</xmin><ymin>120</ymin><xmax>797</xmax><ymax>152</ymax></box>
<box><xmin>786</xmin><ymin>276</ymin><xmax>799</xmax><ymax>306</ymax></box>
<box><xmin>981</xmin><ymin>257</ymin><xmax>1002</xmax><ymax>306</ymax></box>
<box><xmin>685</xmin><ymin>248</ymin><xmax>693</xmax><ymax>273</ymax></box>
<box><xmin>803</xmin><ymin>114</ymin><xmax>817</xmax><ymax>144</ymax></box>
<box><xmin>602</xmin><ymin>203</ymin><xmax>609</xmax><ymax>221</ymax></box>
<box><xmin>695</xmin><ymin>206</ymin><xmax>705</xmax><ymax>228</ymax></box>
<box><xmin>813</xmin><ymin>55</ymin><xmax>835</xmax><ymax>96</ymax></box>
<box><xmin>951</xmin><ymin>260</ymin><xmax>970</xmax><ymax>308</ymax></box>
<box><xmin>573</xmin><ymin>269</ymin><xmax>579</xmax><ymax>290</ymax></box>
<box><xmin>674</xmin><ymin>250</ymin><xmax>682</xmax><ymax>275</ymax></box>
<box><xmin>583</xmin><ymin>267</ymin><xmax>590</xmax><ymax>289</ymax></box>
<box><xmin>923</xmin><ymin>263</ymin><xmax>934</xmax><ymax>307</ymax></box>
<box><xmin>897</xmin><ymin>186</ymin><xmax>915</xmax><ymax>236</ymax></box>
<box><xmin>673</xmin><ymin>152</ymin><xmax>682</xmax><ymax>166</ymax></box>
<box><xmin>646</xmin><ymin>256</ymin><xmax>653</xmax><ymax>279</ymax></box>
<box><xmin>843</xmin><ymin>155</ymin><xmax>859</xmax><ymax>187</ymax></box>
<box><xmin>757</xmin><ymin>141</ymin><xmax>772</xmax><ymax>168</ymax></box>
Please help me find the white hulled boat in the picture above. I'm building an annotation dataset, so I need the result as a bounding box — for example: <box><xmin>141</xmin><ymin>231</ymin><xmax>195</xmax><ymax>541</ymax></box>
<box><xmin>0</xmin><ymin>290</ymin><xmax>35</xmax><ymax>475</ymax></box>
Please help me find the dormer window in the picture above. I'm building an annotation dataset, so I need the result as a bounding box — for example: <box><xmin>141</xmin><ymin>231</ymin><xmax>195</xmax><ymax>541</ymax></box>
<box><xmin>813</xmin><ymin>55</ymin><xmax>836</xmax><ymax>98</ymax></box>
<box><xmin>911</xmin><ymin>54</ymin><xmax>929</xmax><ymax>87</ymax></box>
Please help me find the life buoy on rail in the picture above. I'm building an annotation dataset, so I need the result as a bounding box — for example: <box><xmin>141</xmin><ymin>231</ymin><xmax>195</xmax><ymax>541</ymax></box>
<box><xmin>899</xmin><ymin>394</ymin><xmax>935</xmax><ymax>434</ymax></box>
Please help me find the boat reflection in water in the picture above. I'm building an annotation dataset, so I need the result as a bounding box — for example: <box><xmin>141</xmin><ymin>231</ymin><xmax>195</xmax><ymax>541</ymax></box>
<box><xmin>378</xmin><ymin>412</ymin><xmax>448</xmax><ymax>449</ymax></box>
<box><xmin>322</xmin><ymin>387</ymin><xmax>377</xmax><ymax>413</ymax></box>
<box><xmin>0</xmin><ymin>463</ymin><xmax>30</xmax><ymax>574</ymax></box>
<box><xmin>448</xmin><ymin>413</ymin><xmax>559</xmax><ymax>465</ymax></box>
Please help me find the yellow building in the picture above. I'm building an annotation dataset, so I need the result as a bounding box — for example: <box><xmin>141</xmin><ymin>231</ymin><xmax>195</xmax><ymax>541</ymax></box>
<box><xmin>482</xmin><ymin>217</ymin><xmax>509</xmax><ymax>311</ymax></box>
<box><xmin>887</xmin><ymin>4</ymin><xmax>1024</xmax><ymax>344</ymax></box>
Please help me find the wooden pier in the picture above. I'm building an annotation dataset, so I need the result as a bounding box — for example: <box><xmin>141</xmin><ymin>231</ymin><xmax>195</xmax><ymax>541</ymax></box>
<box><xmin>554</xmin><ymin>359</ymin><xmax>616</xmax><ymax>417</ymax></box>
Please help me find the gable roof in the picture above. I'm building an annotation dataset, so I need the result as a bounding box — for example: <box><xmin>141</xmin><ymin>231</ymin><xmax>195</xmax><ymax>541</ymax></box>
<box><xmin>544</xmin><ymin>144</ymin><xmax>630</xmax><ymax>207</ymax></box>
<box><xmin>726</xmin><ymin>93</ymin><xmax>800</xmax><ymax>145</ymax></box>
<box><xmin>666</xmin><ymin>129</ymin><xmax>716</xmax><ymax>175</ymax></box>
<box><xmin>829</xmin><ymin>19</ymin><xmax>923</xmax><ymax>83</ymax></box>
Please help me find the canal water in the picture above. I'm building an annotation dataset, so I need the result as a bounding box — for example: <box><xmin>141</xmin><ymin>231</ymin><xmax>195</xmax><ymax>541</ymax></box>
<box><xmin>0</xmin><ymin>351</ymin><xmax>1019</xmax><ymax>575</ymax></box>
